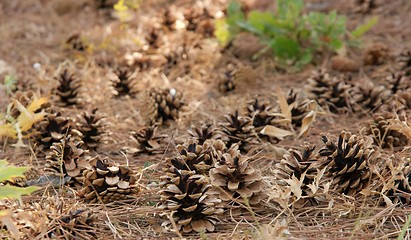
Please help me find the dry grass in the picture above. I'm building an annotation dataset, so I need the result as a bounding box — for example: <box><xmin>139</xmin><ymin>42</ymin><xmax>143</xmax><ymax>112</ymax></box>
<box><xmin>2</xmin><ymin>0</ymin><xmax>411</xmax><ymax>239</ymax></box>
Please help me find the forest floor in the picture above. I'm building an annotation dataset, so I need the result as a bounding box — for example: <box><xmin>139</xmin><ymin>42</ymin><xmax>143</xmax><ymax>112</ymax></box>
<box><xmin>1</xmin><ymin>0</ymin><xmax>411</xmax><ymax>239</ymax></box>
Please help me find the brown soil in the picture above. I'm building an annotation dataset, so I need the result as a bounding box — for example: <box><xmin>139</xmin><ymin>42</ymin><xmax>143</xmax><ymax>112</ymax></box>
<box><xmin>1</xmin><ymin>0</ymin><xmax>411</xmax><ymax>239</ymax></box>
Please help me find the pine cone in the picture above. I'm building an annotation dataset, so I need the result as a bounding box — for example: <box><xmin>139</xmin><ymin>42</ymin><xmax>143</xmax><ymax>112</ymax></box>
<box><xmin>35</xmin><ymin>110</ymin><xmax>71</xmax><ymax>150</ymax></box>
<box><xmin>184</xmin><ymin>7</ymin><xmax>206</xmax><ymax>31</ymax></box>
<box><xmin>143</xmin><ymin>88</ymin><xmax>184</xmax><ymax>125</ymax></box>
<box><xmin>209</xmin><ymin>144</ymin><xmax>264</xmax><ymax>206</ymax></box>
<box><xmin>350</xmin><ymin>80</ymin><xmax>390</xmax><ymax>113</ymax></box>
<box><xmin>319</xmin><ymin>131</ymin><xmax>374</xmax><ymax>195</ymax></box>
<box><xmin>246</xmin><ymin>98</ymin><xmax>276</xmax><ymax>131</ymax></box>
<box><xmin>46</xmin><ymin>135</ymin><xmax>91</xmax><ymax>185</ymax></box>
<box><xmin>220</xmin><ymin>111</ymin><xmax>257</xmax><ymax>152</ymax></box>
<box><xmin>188</xmin><ymin>123</ymin><xmax>221</xmax><ymax>145</ymax></box>
<box><xmin>166</xmin><ymin>139</ymin><xmax>226</xmax><ymax>175</ymax></box>
<box><xmin>145</xmin><ymin>27</ymin><xmax>162</xmax><ymax>49</ymax></box>
<box><xmin>362</xmin><ymin>43</ymin><xmax>389</xmax><ymax>66</ymax></box>
<box><xmin>95</xmin><ymin>0</ymin><xmax>116</xmax><ymax>9</ymax></box>
<box><xmin>386</xmin><ymin>72</ymin><xmax>411</xmax><ymax>94</ymax></box>
<box><xmin>159</xmin><ymin>172</ymin><xmax>224</xmax><ymax>233</ymax></box>
<box><xmin>380</xmin><ymin>90</ymin><xmax>411</xmax><ymax>115</ymax></box>
<box><xmin>387</xmin><ymin>160</ymin><xmax>411</xmax><ymax>204</ymax></box>
<box><xmin>161</xmin><ymin>8</ymin><xmax>176</xmax><ymax>30</ymax></box>
<box><xmin>273</xmin><ymin>145</ymin><xmax>322</xmax><ymax>206</ymax></box>
<box><xmin>307</xmin><ymin>69</ymin><xmax>351</xmax><ymax>113</ymax></box>
<box><xmin>75</xmin><ymin>108</ymin><xmax>108</xmax><ymax>150</ymax></box>
<box><xmin>65</xmin><ymin>33</ymin><xmax>88</xmax><ymax>52</ymax></box>
<box><xmin>398</xmin><ymin>50</ymin><xmax>411</xmax><ymax>75</ymax></box>
<box><xmin>365</xmin><ymin>112</ymin><xmax>408</xmax><ymax>149</ymax></box>
<box><xmin>128</xmin><ymin>125</ymin><xmax>165</xmax><ymax>155</ymax></box>
<box><xmin>218</xmin><ymin>63</ymin><xmax>237</xmax><ymax>93</ymax></box>
<box><xmin>141</xmin><ymin>91</ymin><xmax>159</xmax><ymax>126</ymax></box>
<box><xmin>354</xmin><ymin>0</ymin><xmax>377</xmax><ymax>13</ymax></box>
<box><xmin>111</xmin><ymin>65</ymin><xmax>138</xmax><ymax>96</ymax></box>
<box><xmin>286</xmin><ymin>90</ymin><xmax>314</xmax><ymax>128</ymax></box>
<box><xmin>54</xmin><ymin>68</ymin><xmax>81</xmax><ymax>106</ymax></box>
<box><xmin>80</xmin><ymin>157</ymin><xmax>137</xmax><ymax>203</ymax></box>
<box><xmin>51</xmin><ymin>209</ymin><xmax>96</xmax><ymax>239</ymax></box>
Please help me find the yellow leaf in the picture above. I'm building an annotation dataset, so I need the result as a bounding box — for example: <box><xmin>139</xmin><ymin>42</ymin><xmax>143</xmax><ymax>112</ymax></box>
<box><xmin>0</xmin><ymin>124</ymin><xmax>17</xmax><ymax>138</ymax></box>
<box><xmin>26</xmin><ymin>97</ymin><xmax>48</xmax><ymax>113</ymax></box>
<box><xmin>260</xmin><ymin>125</ymin><xmax>293</xmax><ymax>140</ymax></box>
<box><xmin>17</xmin><ymin>111</ymin><xmax>45</xmax><ymax>132</ymax></box>
<box><xmin>298</xmin><ymin>100</ymin><xmax>318</xmax><ymax>138</ymax></box>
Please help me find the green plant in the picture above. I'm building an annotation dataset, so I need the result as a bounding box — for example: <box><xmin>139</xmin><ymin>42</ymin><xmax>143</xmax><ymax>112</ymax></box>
<box><xmin>0</xmin><ymin>159</ymin><xmax>39</xmax><ymax>238</ymax></box>
<box><xmin>216</xmin><ymin>0</ymin><xmax>377</xmax><ymax>68</ymax></box>
<box><xmin>3</xmin><ymin>75</ymin><xmax>17</xmax><ymax>96</ymax></box>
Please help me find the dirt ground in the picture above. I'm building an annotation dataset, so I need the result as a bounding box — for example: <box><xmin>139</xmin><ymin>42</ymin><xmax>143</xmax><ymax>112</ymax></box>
<box><xmin>1</xmin><ymin>0</ymin><xmax>411</xmax><ymax>239</ymax></box>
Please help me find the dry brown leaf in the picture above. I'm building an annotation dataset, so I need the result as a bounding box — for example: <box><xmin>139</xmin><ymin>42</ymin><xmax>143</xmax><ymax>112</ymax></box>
<box><xmin>260</xmin><ymin>125</ymin><xmax>293</xmax><ymax>140</ymax></box>
<box><xmin>298</xmin><ymin>108</ymin><xmax>317</xmax><ymax>138</ymax></box>
<box><xmin>276</xmin><ymin>88</ymin><xmax>292</xmax><ymax>122</ymax></box>
<box><xmin>0</xmin><ymin>210</ymin><xmax>19</xmax><ymax>238</ymax></box>
<box><xmin>284</xmin><ymin>173</ymin><xmax>304</xmax><ymax>200</ymax></box>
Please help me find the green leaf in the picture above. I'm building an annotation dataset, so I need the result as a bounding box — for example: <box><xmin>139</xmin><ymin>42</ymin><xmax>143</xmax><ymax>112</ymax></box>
<box><xmin>351</xmin><ymin>16</ymin><xmax>378</xmax><ymax>38</ymax></box>
<box><xmin>270</xmin><ymin>36</ymin><xmax>300</xmax><ymax>60</ymax></box>
<box><xmin>214</xmin><ymin>18</ymin><xmax>231</xmax><ymax>46</ymax></box>
<box><xmin>4</xmin><ymin>75</ymin><xmax>17</xmax><ymax>96</ymax></box>
<box><xmin>298</xmin><ymin>50</ymin><xmax>313</xmax><ymax>66</ymax></box>
<box><xmin>0</xmin><ymin>165</ymin><xmax>30</xmax><ymax>182</ymax></box>
<box><xmin>226</xmin><ymin>0</ymin><xmax>244</xmax><ymax>34</ymax></box>
<box><xmin>0</xmin><ymin>185</ymin><xmax>39</xmax><ymax>200</ymax></box>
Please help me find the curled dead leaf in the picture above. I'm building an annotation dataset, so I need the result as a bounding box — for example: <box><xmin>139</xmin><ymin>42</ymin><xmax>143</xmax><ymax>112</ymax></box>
<box><xmin>260</xmin><ymin>125</ymin><xmax>293</xmax><ymax>140</ymax></box>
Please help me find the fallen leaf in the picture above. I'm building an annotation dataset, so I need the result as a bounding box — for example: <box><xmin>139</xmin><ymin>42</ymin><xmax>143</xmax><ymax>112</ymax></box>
<box><xmin>260</xmin><ymin>125</ymin><xmax>293</xmax><ymax>140</ymax></box>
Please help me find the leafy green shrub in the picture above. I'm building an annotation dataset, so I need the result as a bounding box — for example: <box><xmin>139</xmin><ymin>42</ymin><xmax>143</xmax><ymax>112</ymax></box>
<box><xmin>216</xmin><ymin>0</ymin><xmax>377</xmax><ymax>68</ymax></box>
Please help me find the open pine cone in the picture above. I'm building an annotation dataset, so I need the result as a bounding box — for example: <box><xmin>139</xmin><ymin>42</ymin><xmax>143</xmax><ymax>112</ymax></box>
<box><xmin>386</xmin><ymin>72</ymin><xmax>411</xmax><ymax>94</ymax></box>
<box><xmin>143</xmin><ymin>88</ymin><xmax>184</xmax><ymax>125</ymax></box>
<box><xmin>386</xmin><ymin>159</ymin><xmax>411</xmax><ymax>204</ymax></box>
<box><xmin>218</xmin><ymin>63</ymin><xmax>237</xmax><ymax>93</ymax></box>
<box><xmin>35</xmin><ymin>110</ymin><xmax>71</xmax><ymax>150</ymax></box>
<box><xmin>46</xmin><ymin>135</ymin><xmax>91</xmax><ymax>185</ymax></box>
<box><xmin>273</xmin><ymin>145</ymin><xmax>324</xmax><ymax>207</ymax></box>
<box><xmin>209</xmin><ymin>144</ymin><xmax>264</xmax><ymax>206</ymax></box>
<box><xmin>365</xmin><ymin>112</ymin><xmax>408</xmax><ymax>149</ymax></box>
<box><xmin>187</xmin><ymin>122</ymin><xmax>221</xmax><ymax>145</ymax></box>
<box><xmin>398</xmin><ymin>50</ymin><xmax>411</xmax><ymax>75</ymax></box>
<box><xmin>246</xmin><ymin>98</ymin><xmax>276</xmax><ymax>131</ymax></box>
<box><xmin>286</xmin><ymin>90</ymin><xmax>316</xmax><ymax>128</ymax></box>
<box><xmin>362</xmin><ymin>43</ymin><xmax>389</xmax><ymax>66</ymax></box>
<box><xmin>220</xmin><ymin>111</ymin><xmax>257</xmax><ymax>152</ymax></box>
<box><xmin>111</xmin><ymin>65</ymin><xmax>138</xmax><ymax>96</ymax></box>
<box><xmin>159</xmin><ymin>172</ymin><xmax>224</xmax><ymax>233</ymax></box>
<box><xmin>319</xmin><ymin>131</ymin><xmax>375</xmax><ymax>195</ymax></box>
<box><xmin>353</xmin><ymin>0</ymin><xmax>378</xmax><ymax>14</ymax></box>
<box><xmin>166</xmin><ymin>139</ymin><xmax>226</xmax><ymax>175</ymax></box>
<box><xmin>183</xmin><ymin>7</ymin><xmax>214</xmax><ymax>37</ymax></box>
<box><xmin>75</xmin><ymin>108</ymin><xmax>108</xmax><ymax>150</ymax></box>
<box><xmin>307</xmin><ymin>69</ymin><xmax>351</xmax><ymax>113</ymax></box>
<box><xmin>128</xmin><ymin>125</ymin><xmax>165</xmax><ymax>155</ymax></box>
<box><xmin>80</xmin><ymin>157</ymin><xmax>138</xmax><ymax>203</ymax></box>
<box><xmin>350</xmin><ymin>80</ymin><xmax>390</xmax><ymax>113</ymax></box>
<box><xmin>49</xmin><ymin>209</ymin><xmax>96</xmax><ymax>239</ymax></box>
<box><xmin>54</xmin><ymin>68</ymin><xmax>82</xmax><ymax>107</ymax></box>
<box><xmin>65</xmin><ymin>34</ymin><xmax>89</xmax><ymax>52</ymax></box>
